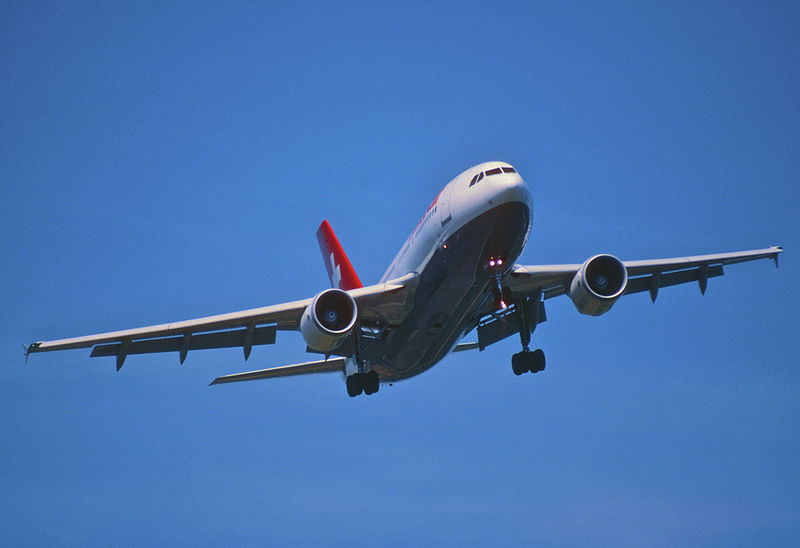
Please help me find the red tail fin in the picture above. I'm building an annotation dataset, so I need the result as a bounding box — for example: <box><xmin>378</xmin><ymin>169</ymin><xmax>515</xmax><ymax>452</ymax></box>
<box><xmin>316</xmin><ymin>220</ymin><xmax>363</xmax><ymax>290</ymax></box>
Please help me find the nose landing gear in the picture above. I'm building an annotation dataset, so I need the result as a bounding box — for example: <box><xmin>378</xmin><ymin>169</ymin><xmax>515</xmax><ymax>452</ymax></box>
<box><xmin>485</xmin><ymin>256</ymin><xmax>511</xmax><ymax>309</ymax></box>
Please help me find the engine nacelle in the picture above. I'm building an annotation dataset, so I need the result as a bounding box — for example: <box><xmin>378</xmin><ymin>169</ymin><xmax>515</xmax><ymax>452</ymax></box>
<box><xmin>300</xmin><ymin>288</ymin><xmax>358</xmax><ymax>352</ymax></box>
<box><xmin>569</xmin><ymin>254</ymin><xmax>628</xmax><ymax>316</ymax></box>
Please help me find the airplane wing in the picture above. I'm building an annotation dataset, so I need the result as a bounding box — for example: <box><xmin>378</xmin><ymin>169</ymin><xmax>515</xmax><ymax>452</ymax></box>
<box><xmin>470</xmin><ymin>246</ymin><xmax>782</xmax><ymax>351</ymax></box>
<box><xmin>27</xmin><ymin>273</ymin><xmax>418</xmax><ymax>369</ymax></box>
<box><xmin>507</xmin><ymin>246</ymin><xmax>782</xmax><ymax>301</ymax></box>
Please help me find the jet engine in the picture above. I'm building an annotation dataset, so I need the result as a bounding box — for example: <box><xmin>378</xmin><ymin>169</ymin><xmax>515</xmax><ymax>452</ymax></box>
<box><xmin>569</xmin><ymin>254</ymin><xmax>628</xmax><ymax>316</ymax></box>
<box><xmin>300</xmin><ymin>288</ymin><xmax>358</xmax><ymax>352</ymax></box>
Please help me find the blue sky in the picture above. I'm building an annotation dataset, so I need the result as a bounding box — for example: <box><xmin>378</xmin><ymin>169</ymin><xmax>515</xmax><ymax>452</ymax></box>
<box><xmin>2</xmin><ymin>2</ymin><xmax>799</xmax><ymax>546</ymax></box>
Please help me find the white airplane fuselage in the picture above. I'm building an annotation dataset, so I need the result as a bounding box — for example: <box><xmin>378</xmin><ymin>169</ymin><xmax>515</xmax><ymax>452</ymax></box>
<box><xmin>367</xmin><ymin>162</ymin><xmax>532</xmax><ymax>381</ymax></box>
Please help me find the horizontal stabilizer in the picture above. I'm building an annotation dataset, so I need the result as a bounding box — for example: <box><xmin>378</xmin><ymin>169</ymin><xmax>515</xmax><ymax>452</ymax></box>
<box><xmin>452</xmin><ymin>342</ymin><xmax>479</xmax><ymax>352</ymax></box>
<box><xmin>210</xmin><ymin>357</ymin><xmax>346</xmax><ymax>385</ymax></box>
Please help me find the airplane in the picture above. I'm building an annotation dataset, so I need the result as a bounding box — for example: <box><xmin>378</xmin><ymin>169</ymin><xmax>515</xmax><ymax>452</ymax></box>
<box><xmin>27</xmin><ymin>161</ymin><xmax>783</xmax><ymax>397</ymax></box>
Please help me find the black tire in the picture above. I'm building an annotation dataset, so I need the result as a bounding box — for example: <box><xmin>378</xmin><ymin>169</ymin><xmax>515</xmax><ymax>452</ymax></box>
<box><xmin>363</xmin><ymin>371</ymin><xmax>380</xmax><ymax>395</ymax></box>
<box><xmin>531</xmin><ymin>349</ymin><xmax>546</xmax><ymax>373</ymax></box>
<box><xmin>512</xmin><ymin>352</ymin><xmax>528</xmax><ymax>375</ymax></box>
<box><xmin>346</xmin><ymin>374</ymin><xmax>363</xmax><ymax>397</ymax></box>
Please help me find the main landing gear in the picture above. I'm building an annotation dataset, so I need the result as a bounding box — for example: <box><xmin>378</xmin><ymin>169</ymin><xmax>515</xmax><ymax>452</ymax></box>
<box><xmin>346</xmin><ymin>371</ymin><xmax>379</xmax><ymax>397</ymax></box>
<box><xmin>511</xmin><ymin>291</ymin><xmax>546</xmax><ymax>376</ymax></box>
<box><xmin>345</xmin><ymin>321</ymin><xmax>380</xmax><ymax>397</ymax></box>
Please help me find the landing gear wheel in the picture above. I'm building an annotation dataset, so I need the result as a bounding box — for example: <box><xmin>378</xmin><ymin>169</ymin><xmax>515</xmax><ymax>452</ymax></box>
<box><xmin>511</xmin><ymin>349</ymin><xmax>547</xmax><ymax>376</ymax></box>
<box><xmin>363</xmin><ymin>371</ymin><xmax>380</xmax><ymax>395</ymax></box>
<box><xmin>512</xmin><ymin>352</ymin><xmax>528</xmax><ymax>375</ymax></box>
<box><xmin>346</xmin><ymin>372</ymin><xmax>379</xmax><ymax>397</ymax></box>
<box><xmin>531</xmin><ymin>349</ymin><xmax>546</xmax><ymax>373</ymax></box>
<box><xmin>346</xmin><ymin>374</ymin><xmax>363</xmax><ymax>397</ymax></box>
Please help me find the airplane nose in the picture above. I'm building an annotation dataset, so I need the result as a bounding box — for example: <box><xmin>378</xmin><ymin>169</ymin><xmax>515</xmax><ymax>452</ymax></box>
<box><xmin>497</xmin><ymin>172</ymin><xmax>531</xmax><ymax>206</ymax></box>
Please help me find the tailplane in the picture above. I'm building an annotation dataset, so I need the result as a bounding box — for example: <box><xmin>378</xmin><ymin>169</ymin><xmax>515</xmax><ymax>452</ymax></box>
<box><xmin>316</xmin><ymin>220</ymin><xmax>363</xmax><ymax>290</ymax></box>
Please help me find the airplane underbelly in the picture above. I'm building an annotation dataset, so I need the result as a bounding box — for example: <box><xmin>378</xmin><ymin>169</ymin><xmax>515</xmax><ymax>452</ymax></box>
<box><xmin>371</xmin><ymin>201</ymin><xmax>530</xmax><ymax>382</ymax></box>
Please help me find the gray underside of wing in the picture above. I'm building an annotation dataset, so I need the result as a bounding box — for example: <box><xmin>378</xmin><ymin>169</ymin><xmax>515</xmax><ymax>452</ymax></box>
<box><xmin>621</xmin><ymin>246</ymin><xmax>782</xmax><ymax>301</ymax></box>
<box><xmin>623</xmin><ymin>246</ymin><xmax>782</xmax><ymax>276</ymax></box>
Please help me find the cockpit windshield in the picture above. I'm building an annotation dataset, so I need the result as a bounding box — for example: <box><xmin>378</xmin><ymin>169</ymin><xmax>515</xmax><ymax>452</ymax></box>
<box><xmin>469</xmin><ymin>166</ymin><xmax>516</xmax><ymax>187</ymax></box>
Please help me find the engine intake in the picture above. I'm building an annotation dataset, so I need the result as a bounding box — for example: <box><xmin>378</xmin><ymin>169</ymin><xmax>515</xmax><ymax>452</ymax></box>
<box><xmin>569</xmin><ymin>254</ymin><xmax>628</xmax><ymax>316</ymax></box>
<box><xmin>300</xmin><ymin>288</ymin><xmax>358</xmax><ymax>352</ymax></box>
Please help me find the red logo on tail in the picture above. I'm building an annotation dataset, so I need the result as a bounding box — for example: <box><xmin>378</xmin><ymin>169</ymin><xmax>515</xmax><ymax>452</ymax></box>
<box><xmin>316</xmin><ymin>220</ymin><xmax>363</xmax><ymax>290</ymax></box>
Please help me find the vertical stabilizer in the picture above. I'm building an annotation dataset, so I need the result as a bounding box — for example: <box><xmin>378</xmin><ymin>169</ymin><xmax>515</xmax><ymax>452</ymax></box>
<box><xmin>316</xmin><ymin>220</ymin><xmax>363</xmax><ymax>290</ymax></box>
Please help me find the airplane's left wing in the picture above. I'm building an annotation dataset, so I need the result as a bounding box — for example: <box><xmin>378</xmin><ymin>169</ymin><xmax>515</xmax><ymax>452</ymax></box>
<box><xmin>27</xmin><ymin>273</ymin><xmax>418</xmax><ymax>369</ymax></box>
<box><xmin>470</xmin><ymin>246</ymin><xmax>782</xmax><ymax>351</ymax></box>
<box><xmin>507</xmin><ymin>246</ymin><xmax>782</xmax><ymax>302</ymax></box>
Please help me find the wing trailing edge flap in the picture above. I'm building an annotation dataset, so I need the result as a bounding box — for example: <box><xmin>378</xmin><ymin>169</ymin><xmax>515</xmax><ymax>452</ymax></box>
<box><xmin>622</xmin><ymin>246</ymin><xmax>782</xmax><ymax>302</ymax></box>
<box><xmin>210</xmin><ymin>357</ymin><xmax>346</xmax><ymax>385</ymax></box>
<box><xmin>91</xmin><ymin>325</ymin><xmax>277</xmax><ymax>363</ymax></box>
<box><xmin>624</xmin><ymin>265</ymin><xmax>723</xmax><ymax>302</ymax></box>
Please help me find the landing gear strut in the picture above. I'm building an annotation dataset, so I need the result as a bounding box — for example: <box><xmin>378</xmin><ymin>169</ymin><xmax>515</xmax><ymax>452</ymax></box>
<box><xmin>345</xmin><ymin>321</ymin><xmax>380</xmax><ymax>397</ymax></box>
<box><xmin>485</xmin><ymin>256</ymin><xmax>511</xmax><ymax>309</ymax></box>
<box><xmin>511</xmin><ymin>293</ymin><xmax>547</xmax><ymax>375</ymax></box>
